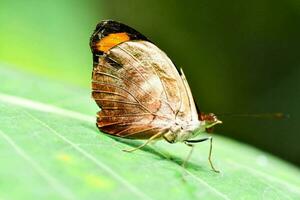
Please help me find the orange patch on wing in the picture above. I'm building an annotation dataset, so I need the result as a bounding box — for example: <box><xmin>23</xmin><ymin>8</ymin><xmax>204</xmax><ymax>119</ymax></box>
<box><xmin>96</xmin><ymin>32</ymin><xmax>130</xmax><ymax>52</ymax></box>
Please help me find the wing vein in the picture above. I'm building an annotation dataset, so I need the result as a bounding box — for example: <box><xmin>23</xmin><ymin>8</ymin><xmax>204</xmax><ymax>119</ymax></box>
<box><xmin>93</xmin><ymin>80</ymin><xmax>142</xmax><ymax>104</ymax></box>
<box><xmin>93</xmin><ymin>78</ymin><xmax>154</xmax><ymax>114</ymax></box>
<box><xmin>145</xmin><ymin>60</ymin><xmax>176</xmax><ymax>115</ymax></box>
<box><xmin>118</xmin><ymin>127</ymin><xmax>158</xmax><ymax>138</ymax></box>
<box><xmin>117</xmin><ymin>46</ymin><xmax>154</xmax><ymax>90</ymax></box>
<box><xmin>98</xmin><ymin>121</ymin><xmax>148</xmax><ymax>127</ymax></box>
<box><xmin>99</xmin><ymin>113</ymin><xmax>154</xmax><ymax>118</ymax></box>
<box><xmin>93</xmin><ymin>90</ymin><xmax>135</xmax><ymax>101</ymax></box>
<box><xmin>116</xmin><ymin>45</ymin><xmax>176</xmax><ymax>114</ymax></box>
<box><xmin>93</xmin><ymin>77</ymin><xmax>170</xmax><ymax>118</ymax></box>
<box><xmin>93</xmin><ymin>98</ymin><xmax>140</xmax><ymax>105</ymax></box>
<box><xmin>96</xmin><ymin>65</ymin><xmax>174</xmax><ymax>115</ymax></box>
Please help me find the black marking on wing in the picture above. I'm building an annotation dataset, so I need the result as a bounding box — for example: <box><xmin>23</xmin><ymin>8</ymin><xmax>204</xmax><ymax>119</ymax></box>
<box><xmin>90</xmin><ymin>20</ymin><xmax>149</xmax><ymax>55</ymax></box>
<box><xmin>103</xmin><ymin>55</ymin><xmax>123</xmax><ymax>69</ymax></box>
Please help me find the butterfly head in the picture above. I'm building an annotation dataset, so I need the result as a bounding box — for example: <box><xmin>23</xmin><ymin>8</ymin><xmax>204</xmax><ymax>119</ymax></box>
<box><xmin>200</xmin><ymin>113</ymin><xmax>222</xmax><ymax>133</ymax></box>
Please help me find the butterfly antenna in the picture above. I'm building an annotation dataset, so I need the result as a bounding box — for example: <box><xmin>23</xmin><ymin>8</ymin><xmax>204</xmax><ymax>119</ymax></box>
<box><xmin>215</xmin><ymin>112</ymin><xmax>289</xmax><ymax>120</ymax></box>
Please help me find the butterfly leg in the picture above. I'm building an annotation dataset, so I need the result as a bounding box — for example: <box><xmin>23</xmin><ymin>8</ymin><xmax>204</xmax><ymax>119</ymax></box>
<box><xmin>182</xmin><ymin>142</ymin><xmax>194</xmax><ymax>168</ymax></box>
<box><xmin>122</xmin><ymin>132</ymin><xmax>162</xmax><ymax>153</ymax></box>
<box><xmin>185</xmin><ymin>137</ymin><xmax>220</xmax><ymax>173</ymax></box>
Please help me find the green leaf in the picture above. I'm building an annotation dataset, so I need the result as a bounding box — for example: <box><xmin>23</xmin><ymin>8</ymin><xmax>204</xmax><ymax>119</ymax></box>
<box><xmin>1</xmin><ymin>63</ymin><xmax>300</xmax><ymax>200</ymax></box>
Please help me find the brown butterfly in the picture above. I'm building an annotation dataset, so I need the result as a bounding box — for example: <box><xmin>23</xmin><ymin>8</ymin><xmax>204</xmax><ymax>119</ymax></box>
<box><xmin>90</xmin><ymin>20</ymin><xmax>222</xmax><ymax>172</ymax></box>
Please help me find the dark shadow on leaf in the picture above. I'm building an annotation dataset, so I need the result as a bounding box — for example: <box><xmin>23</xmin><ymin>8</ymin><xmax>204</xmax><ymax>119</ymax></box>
<box><xmin>110</xmin><ymin>136</ymin><xmax>204</xmax><ymax>172</ymax></box>
<box><xmin>81</xmin><ymin>123</ymin><xmax>205</xmax><ymax>171</ymax></box>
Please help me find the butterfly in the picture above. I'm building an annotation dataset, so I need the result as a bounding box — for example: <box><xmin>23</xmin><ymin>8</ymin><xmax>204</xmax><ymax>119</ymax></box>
<box><xmin>90</xmin><ymin>20</ymin><xmax>222</xmax><ymax>172</ymax></box>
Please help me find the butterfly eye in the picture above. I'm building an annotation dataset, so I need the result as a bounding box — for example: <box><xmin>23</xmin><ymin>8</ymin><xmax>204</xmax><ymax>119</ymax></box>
<box><xmin>200</xmin><ymin>113</ymin><xmax>217</xmax><ymax>122</ymax></box>
<box><xmin>201</xmin><ymin>113</ymin><xmax>222</xmax><ymax>130</ymax></box>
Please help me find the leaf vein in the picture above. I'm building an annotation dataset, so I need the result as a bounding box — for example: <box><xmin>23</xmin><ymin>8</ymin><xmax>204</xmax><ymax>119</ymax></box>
<box><xmin>23</xmin><ymin>110</ymin><xmax>153</xmax><ymax>200</ymax></box>
<box><xmin>0</xmin><ymin>129</ymin><xmax>76</xmax><ymax>200</ymax></box>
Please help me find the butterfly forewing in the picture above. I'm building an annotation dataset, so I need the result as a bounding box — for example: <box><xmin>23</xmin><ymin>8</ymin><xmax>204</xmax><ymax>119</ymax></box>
<box><xmin>91</xmin><ymin>20</ymin><xmax>197</xmax><ymax>139</ymax></box>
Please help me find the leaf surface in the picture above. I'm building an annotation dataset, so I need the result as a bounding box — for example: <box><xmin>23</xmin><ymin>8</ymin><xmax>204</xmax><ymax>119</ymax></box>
<box><xmin>0</xmin><ymin>64</ymin><xmax>300</xmax><ymax>200</ymax></box>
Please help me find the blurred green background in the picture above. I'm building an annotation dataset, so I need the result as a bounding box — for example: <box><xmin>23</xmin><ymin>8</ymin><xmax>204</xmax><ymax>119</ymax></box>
<box><xmin>0</xmin><ymin>0</ymin><xmax>299</xmax><ymax>166</ymax></box>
